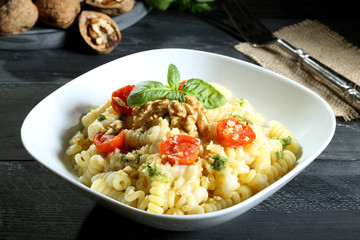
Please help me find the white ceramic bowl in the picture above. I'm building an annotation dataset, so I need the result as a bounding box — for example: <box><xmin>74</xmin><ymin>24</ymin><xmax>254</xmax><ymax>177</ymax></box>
<box><xmin>21</xmin><ymin>49</ymin><xmax>336</xmax><ymax>231</ymax></box>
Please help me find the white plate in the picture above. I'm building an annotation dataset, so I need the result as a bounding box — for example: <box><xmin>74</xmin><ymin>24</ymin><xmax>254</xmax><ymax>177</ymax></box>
<box><xmin>21</xmin><ymin>48</ymin><xmax>336</xmax><ymax>231</ymax></box>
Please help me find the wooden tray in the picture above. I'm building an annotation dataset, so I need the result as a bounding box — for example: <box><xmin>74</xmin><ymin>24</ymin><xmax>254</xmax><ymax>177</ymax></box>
<box><xmin>0</xmin><ymin>1</ymin><xmax>150</xmax><ymax>50</ymax></box>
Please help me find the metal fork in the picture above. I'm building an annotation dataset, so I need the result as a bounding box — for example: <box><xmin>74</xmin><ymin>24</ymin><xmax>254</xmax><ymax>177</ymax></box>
<box><xmin>223</xmin><ymin>0</ymin><xmax>360</xmax><ymax>113</ymax></box>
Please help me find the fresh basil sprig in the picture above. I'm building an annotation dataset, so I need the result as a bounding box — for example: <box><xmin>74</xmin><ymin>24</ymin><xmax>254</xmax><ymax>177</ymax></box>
<box><xmin>127</xmin><ymin>64</ymin><xmax>226</xmax><ymax>109</ymax></box>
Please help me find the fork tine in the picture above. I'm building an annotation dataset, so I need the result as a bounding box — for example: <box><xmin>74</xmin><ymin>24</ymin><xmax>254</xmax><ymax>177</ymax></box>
<box><xmin>198</xmin><ymin>12</ymin><xmax>244</xmax><ymax>41</ymax></box>
<box><xmin>236</xmin><ymin>0</ymin><xmax>272</xmax><ymax>37</ymax></box>
<box><xmin>223</xmin><ymin>0</ymin><xmax>274</xmax><ymax>45</ymax></box>
<box><xmin>223</xmin><ymin>1</ymin><xmax>252</xmax><ymax>42</ymax></box>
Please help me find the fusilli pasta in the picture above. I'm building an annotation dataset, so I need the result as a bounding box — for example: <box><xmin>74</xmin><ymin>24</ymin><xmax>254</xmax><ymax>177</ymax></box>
<box><xmin>66</xmin><ymin>81</ymin><xmax>300</xmax><ymax>215</ymax></box>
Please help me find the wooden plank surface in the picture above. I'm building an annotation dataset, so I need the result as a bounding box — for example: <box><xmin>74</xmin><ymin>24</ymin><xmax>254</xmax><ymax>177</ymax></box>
<box><xmin>1</xmin><ymin>5</ymin><xmax>359</xmax><ymax>240</ymax></box>
<box><xmin>1</xmin><ymin>159</ymin><xmax>359</xmax><ymax>239</ymax></box>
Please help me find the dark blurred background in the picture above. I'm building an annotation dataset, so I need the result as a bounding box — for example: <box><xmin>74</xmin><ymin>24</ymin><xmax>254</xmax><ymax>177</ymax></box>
<box><xmin>210</xmin><ymin>0</ymin><xmax>359</xmax><ymax>19</ymax></box>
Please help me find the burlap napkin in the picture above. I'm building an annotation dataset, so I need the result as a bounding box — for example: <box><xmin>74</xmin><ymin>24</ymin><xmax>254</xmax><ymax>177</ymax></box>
<box><xmin>235</xmin><ymin>19</ymin><xmax>360</xmax><ymax>121</ymax></box>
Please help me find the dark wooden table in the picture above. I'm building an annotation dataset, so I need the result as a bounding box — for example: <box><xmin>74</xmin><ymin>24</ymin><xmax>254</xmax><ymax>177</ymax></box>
<box><xmin>1</xmin><ymin>3</ymin><xmax>360</xmax><ymax>239</ymax></box>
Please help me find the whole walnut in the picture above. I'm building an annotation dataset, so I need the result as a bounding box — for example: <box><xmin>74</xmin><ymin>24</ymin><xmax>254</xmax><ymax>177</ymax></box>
<box><xmin>36</xmin><ymin>0</ymin><xmax>81</xmax><ymax>29</ymax></box>
<box><xmin>0</xmin><ymin>0</ymin><xmax>39</xmax><ymax>35</ymax></box>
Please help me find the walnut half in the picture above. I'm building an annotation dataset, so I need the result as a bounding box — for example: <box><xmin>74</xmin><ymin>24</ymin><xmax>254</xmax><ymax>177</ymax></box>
<box><xmin>79</xmin><ymin>10</ymin><xmax>121</xmax><ymax>54</ymax></box>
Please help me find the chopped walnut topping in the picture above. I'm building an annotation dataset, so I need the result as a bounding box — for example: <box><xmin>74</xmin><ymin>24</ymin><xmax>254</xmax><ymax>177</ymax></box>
<box><xmin>109</xmin><ymin>119</ymin><xmax>123</xmax><ymax>131</ymax></box>
<box><xmin>131</xmin><ymin>96</ymin><xmax>210</xmax><ymax>138</ymax></box>
<box><xmin>227</xmin><ymin>120</ymin><xmax>236</xmax><ymax>127</ymax></box>
<box><xmin>224</xmin><ymin>128</ymin><xmax>233</xmax><ymax>135</ymax></box>
<box><xmin>234</xmin><ymin>124</ymin><xmax>243</xmax><ymax>131</ymax></box>
<box><xmin>132</xmin><ymin>99</ymin><xmax>170</xmax><ymax>129</ymax></box>
<box><xmin>184</xmin><ymin>95</ymin><xmax>210</xmax><ymax>137</ymax></box>
<box><xmin>168</xmin><ymin>100</ymin><xmax>198</xmax><ymax>137</ymax></box>
<box><xmin>232</xmin><ymin>134</ymin><xmax>239</xmax><ymax>140</ymax></box>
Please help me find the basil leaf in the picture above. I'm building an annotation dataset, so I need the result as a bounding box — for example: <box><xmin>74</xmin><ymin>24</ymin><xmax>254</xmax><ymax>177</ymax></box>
<box><xmin>167</xmin><ymin>90</ymin><xmax>186</xmax><ymax>102</ymax></box>
<box><xmin>167</xmin><ymin>64</ymin><xmax>180</xmax><ymax>90</ymax></box>
<box><xmin>127</xmin><ymin>81</ymin><xmax>170</xmax><ymax>107</ymax></box>
<box><xmin>180</xmin><ymin>78</ymin><xmax>226</xmax><ymax>109</ymax></box>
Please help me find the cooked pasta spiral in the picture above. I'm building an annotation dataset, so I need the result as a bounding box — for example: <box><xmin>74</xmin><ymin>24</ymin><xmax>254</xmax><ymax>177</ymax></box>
<box><xmin>267</xmin><ymin>150</ymin><xmax>297</xmax><ymax>184</ymax></box>
<box><xmin>269</xmin><ymin>121</ymin><xmax>300</xmax><ymax>155</ymax></box>
<box><xmin>147</xmin><ymin>180</ymin><xmax>170</xmax><ymax>214</ymax></box>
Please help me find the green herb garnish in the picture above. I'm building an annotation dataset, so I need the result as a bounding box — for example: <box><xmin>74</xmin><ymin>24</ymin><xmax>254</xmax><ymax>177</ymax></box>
<box><xmin>233</xmin><ymin>115</ymin><xmax>248</xmax><ymax>124</ymax></box>
<box><xmin>236</xmin><ymin>98</ymin><xmax>246</xmax><ymax>107</ymax></box>
<box><xmin>97</xmin><ymin>114</ymin><xmax>106</xmax><ymax>121</ymax></box>
<box><xmin>211</xmin><ymin>154</ymin><xmax>228</xmax><ymax>171</ymax></box>
<box><xmin>142</xmin><ymin>163</ymin><xmax>169</xmax><ymax>182</ymax></box>
<box><xmin>180</xmin><ymin>78</ymin><xmax>227</xmax><ymax>109</ymax></box>
<box><xmin>167</xmin><ymin>63</ymin><xmax>180</xmax><ymax>90</ymax></box>
<box><xmin>135</xmin><ymin>154</ymin><xmax>142</xmax><ymax>164</ymax></box>
<box><xmin>121</xmin><ymin>155</ymin><xmax>130</xmax><ymax>163</ymax></box>
<box><xmin>127</xmin><ymin>80</ymin><xmax>170</xmax><ymax>107</ymax></box>
<box><xmin>127</xmin><ymin>64</ymin><xmax>226</xmax><ymax>109</ymax></box>
<box><xmin>120</xmin><ymin>153</ymin><xmax>143</xmax><ymax>168</ymax></box>
<box><xmin>275</xmin><ymin>150</ymin><xmax>284</xmax><ymax>160</ymax></box>
<box><xmin>145</xmin><ymin>163</ymin><xmax>162</xmax><ymax>177</ymax></box>
<box><xmin>108</xmin><ymin>128</ymin><xmax>119</xmax><ymax>135</ymax></box>
<box><xmin>273</xmin><ymin>136</ymin><xmax>292</xmax><ymax>149</ymax></box>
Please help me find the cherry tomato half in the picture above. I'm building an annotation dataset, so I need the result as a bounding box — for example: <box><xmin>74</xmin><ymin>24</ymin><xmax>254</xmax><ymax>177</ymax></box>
<box><xmin>93</xmin><ymin>130</ymin><xmax>124</xmax><ymax>153</ymax></box>
<box><xmin>178</xmin><ymin>80</ymin><xmax>187</xmax><ymax>90</ymax></box>
<box><xmin>111</xmin><ymin>85</ymin><xmax>135</xmax><ymax>116</ymax></box>
<box><xmin>216</xmin><ymin>118</ymin><xmax>256</xmax><ymax>148</ymax></box>
<box><xmin>159</xmin><ymin>134</ymin><xmax>200</xmax><ymax>165</ymax></box>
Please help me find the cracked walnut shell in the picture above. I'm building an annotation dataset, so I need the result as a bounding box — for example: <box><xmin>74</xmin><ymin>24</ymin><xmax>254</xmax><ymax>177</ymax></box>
<box><xmin>79</xmin><ymin>11</ymin><xmax>122</xmax><ymax>54</ymax></box>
